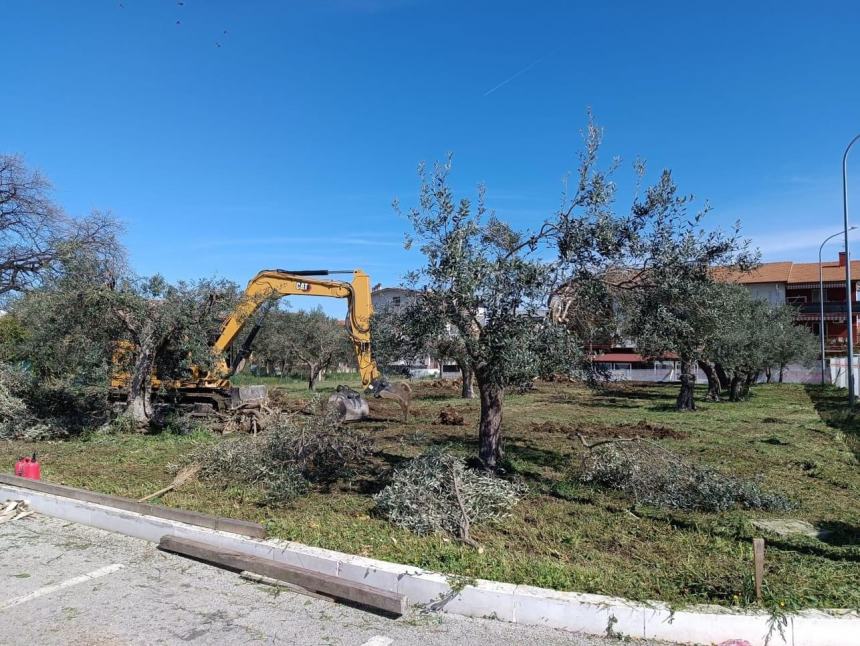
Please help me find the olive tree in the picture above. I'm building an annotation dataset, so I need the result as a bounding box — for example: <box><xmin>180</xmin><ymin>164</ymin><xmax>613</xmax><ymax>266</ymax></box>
<box><xmin>371</xmin><ymin>306</ymin><xmax>475</xmax><ymax>398</ymax></box>
<box><xmin>7</xmin><ymin>251</ymin><xmax>127</xmax><ymax>425</ymax></box>
<box><xmin>765</xmin><ymin>304</ymin><xmax>818</xmax><ymax>382</ymax></box>
<box><xmin>702</xmin><ymin>287</ymin><xmax>818</xmax><ymax>399</ymax></box>
<box><xmin>13</xmin><ymin>264</ymin><xmax>239</xmax><ymax>425</ymax></box>
<box><xmin>0</xmin><ymin>154</ymin><xmax>121</xmax><ymax>299</ymax></box>
<box><xmin>109</xmin><ymin>276</ymin><xmax>240</xmax><ymax>422</ymax></box>
<box><xmin>399</xmin><ymin>119</ymin><xmax>755</xmax><ymax>465</ymax></box>
<box><xmin>621</xmin><ymin>196</ymin><xmax>757</xmax><ymax>410</ymax></box>
<box><xmin>255</xmin><ymin>308</ymin><xmax>353</xmax><ymax>389</ymax></box>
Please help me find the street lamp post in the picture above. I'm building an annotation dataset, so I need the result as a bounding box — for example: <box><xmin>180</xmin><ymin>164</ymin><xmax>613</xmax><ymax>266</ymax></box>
<box><xmin>819</xmin><ymin>228</ymin><xmax>856</xmax><ymax>384</ymax></box>
<box><xmin>843</xmin><ymin>134</ymin><xmax>860</xmax><ymax>406</ymax></box>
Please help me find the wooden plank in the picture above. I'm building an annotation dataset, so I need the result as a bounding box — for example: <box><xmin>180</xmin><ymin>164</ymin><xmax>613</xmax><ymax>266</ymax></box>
<box><xmin>159</xmin><ymin>535</ymin><xmax>407</xmax><ymax>616</ymax></box>
<box><xmin>0</xmin><ymin>474</ymin><xmax>265</xmax><ymax>539</ymax></box>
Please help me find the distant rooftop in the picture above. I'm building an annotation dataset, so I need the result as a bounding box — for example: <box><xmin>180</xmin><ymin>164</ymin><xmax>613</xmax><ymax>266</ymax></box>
<box><xmin>720</xmin><ymin>255</ymin><xmax>860</xmax><ymax>285</ymax></box>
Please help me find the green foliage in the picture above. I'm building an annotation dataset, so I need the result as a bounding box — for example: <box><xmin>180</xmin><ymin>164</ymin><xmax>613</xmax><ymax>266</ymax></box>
<box><xmin>114</xmin><ymin>275</ymin><xmax>241</xmax><ymax>380</ymax></box>
<box><xmin>156</xmin><ymin>411</ymin><xmax>211</xmax><ymax>436</ymax></box>
<box><xmin>373</xmin><ymin>448</ymin><xmax>525</xmax><ymax>537</ymax></box>
<box><xmin>399</xmin><ymin>115</ymin><xmax>755</xmax><ymax>461</ymax></box>
<box><xmin>0</xmin><ymin>315</ymin><xmax>27</xmax><ymax>362</ymax></box>
<box><xmin>105</xmin><ymin>412</ymin><xmax>137</xmax><ymax>435</ymax></box>
<box><xmin>260</xmin><ymin>467</ymin><xmax>309</xmax><ymax>505</ymax></box>
<box><xmin>579</xmin><ymin>439</ymin><xmax>793</xmax><ymax>512</ymax></box>
<box><xmin>0</xmin><ymin>364</ymin><xmax>54</xmax><ymax>439</ymax></box>
<box><xmin>9</xmin><ymin>256</ymin><xmax>123</xmax><ymax>387</ymax></box>
<box><xmin>702</xmin><ymin>285</ymin><xmax>819</xmax><ymax>397</ymax></box>
<box><xmin>251</xmin><ymin>307</ymin><xmax>353</xmax><ymax>387</ymax></box>
<box><xmin>266</xmin><ymin>405</ymin><xmax>372</xmax><ymax>483</ymax></box>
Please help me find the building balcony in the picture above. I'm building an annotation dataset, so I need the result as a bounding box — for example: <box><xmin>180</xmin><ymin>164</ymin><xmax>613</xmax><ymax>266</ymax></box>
<box><xmin>826</xmin><ymin>338</ymin><xmax>848</xmax><ymax>353</ymax></box>
<box><xmin>797</xmin><ymin>302</ymin><xmax>860</xmax><ymax>315</ymax></box>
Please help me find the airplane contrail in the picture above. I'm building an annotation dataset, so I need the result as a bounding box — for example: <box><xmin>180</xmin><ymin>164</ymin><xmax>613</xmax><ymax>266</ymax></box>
<box><xmin>483</xmin><ymin>56</ymin><xmax>544</xmax><ymax>97</ymax></box>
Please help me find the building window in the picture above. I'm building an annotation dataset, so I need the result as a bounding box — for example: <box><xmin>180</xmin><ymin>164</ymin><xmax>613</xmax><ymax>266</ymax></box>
<box><xmin>392</xmin><ymin>296</ymin><xmax>401</xmax><ymax>307</ymax></box>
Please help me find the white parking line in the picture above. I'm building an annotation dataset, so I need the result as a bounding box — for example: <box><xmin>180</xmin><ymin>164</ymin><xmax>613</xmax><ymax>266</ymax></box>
<box><xmin>0</xmin><ymin>563</ymin><xmax>124</xmax><ymax>611</ymax></box>
<box><xmin>360</xmin><ymin>636</ymin><xmax>393</xmax><ymax>646</ymax></box>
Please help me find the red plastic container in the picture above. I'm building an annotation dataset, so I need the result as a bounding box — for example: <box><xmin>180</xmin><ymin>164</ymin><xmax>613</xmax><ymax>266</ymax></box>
<box><xmin>14</xmin><ymin>457</ymin><xmax>27</xmax><ymax>477</ymax></box>
<box><xmin>20</xmin><ymin>453</ymin><xmax>40</xmax><ymax>480</ymax></box>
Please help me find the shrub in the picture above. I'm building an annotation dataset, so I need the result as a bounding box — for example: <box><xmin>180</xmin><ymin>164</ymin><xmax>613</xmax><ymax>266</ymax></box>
<box><xmin>373</xmin><ymin>448</ymin><xmax>525</xmax><ymax>539</ymax></box>
<box><xmin>579</xmin><ymin>439</ymin><xmax>793</xmax><ymax>512</ymax></box>
<box><xmin>0</xmin><ymin>364</ymin><xmax>58</xmax><ymax>440</ymax></box>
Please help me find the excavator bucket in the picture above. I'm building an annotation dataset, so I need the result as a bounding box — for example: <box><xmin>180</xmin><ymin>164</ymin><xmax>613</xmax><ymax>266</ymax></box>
<box><xmin>230</xmin><ymin>385</ymin><xmax>268</xmax><ymax>409</ymax></box>
<box><xmin>327</xmin><ymin>385</ymin><xmax>370</xmax><ymax>422</ymax></box>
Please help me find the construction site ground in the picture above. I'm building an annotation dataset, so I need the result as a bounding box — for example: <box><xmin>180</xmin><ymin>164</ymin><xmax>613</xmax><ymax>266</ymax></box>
<box><xmin>0</xmin><ymin>513</ymin><xmax>657</xmax><ymax>645</ymax></box>
<box><xmin>1</xmin><ymin>380</ymin><xmax>858</xmax><ymax>612</ymax></box>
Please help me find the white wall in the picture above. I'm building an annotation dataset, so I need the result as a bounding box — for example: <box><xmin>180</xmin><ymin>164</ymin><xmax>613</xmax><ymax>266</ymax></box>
<box><xmin>371</xmin><ymin>287</ymin><xmax>415</xmax><ymax>312</ymax></box>
<box><xmin>746</xmin><ymin>282</ymin><xmax>785</xmax><ymax>305</ymax></box>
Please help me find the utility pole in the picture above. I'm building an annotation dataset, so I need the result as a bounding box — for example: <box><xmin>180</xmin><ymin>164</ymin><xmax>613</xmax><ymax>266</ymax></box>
<box><xmin>819</xmin><ymin>228</ymin><xmax>855</xmax><ymax>384</ymax></box>
<box><xmin>843</xmin><ymin>134</ymin><xmax>860</xmax><ymax>406</ymax></box>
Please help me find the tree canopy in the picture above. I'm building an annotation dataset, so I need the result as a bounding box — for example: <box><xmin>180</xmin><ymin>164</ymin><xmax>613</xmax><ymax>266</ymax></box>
<box><xmin>398</xmin><ymin>119</ymin><xmax>758</xmax><ymax>466</ymax></box>
<box><xmin>253</xmin><ymin>307</ymin><xmax>353</xmax><ymax>389</ymax></box>
<box><xmin>0</xmin><ymin>154</ymin><xmax>122</xmax><ymax>300</ymax></box>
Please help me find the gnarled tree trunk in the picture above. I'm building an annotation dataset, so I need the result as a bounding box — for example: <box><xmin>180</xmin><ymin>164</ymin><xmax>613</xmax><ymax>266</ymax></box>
<box><xmin>676</xmin><ymin>358</ymin><xmax>696</xmax><ymax>411</ymax></box>
<box><xmin>307</xmin><ymin>362</ymin><xmax>321</xmax><ymax>390</ymax></box>
<box><xmin>126</xmin><ymin>338</ymin><xmax>155</xmax><ymax>427</ymax></box>
<box><xmin>459</xmin><ymin>360</ymin><xmax>475</xmax><ymax>399</ymax></box>
<box><xmin>698</xmin><ymin>360</ymin><xmax>721</xmax><ymax>401</ymax></box>
<box><xmin>729</xmin><ymin>374</ymin><xmax>744</xmax><ymax>401</ymax></box>
<box><xmin>715</xmin><ymin>363</ymin><xmax>731</xmax><ymax>390</ymax></box>
<box><xmin>477</xmin><ymin>376</ymin><xmax>504</xmax><ymax>470</ymax></box>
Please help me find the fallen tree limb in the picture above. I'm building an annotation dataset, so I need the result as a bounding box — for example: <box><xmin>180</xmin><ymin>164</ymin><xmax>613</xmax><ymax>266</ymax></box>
<box><xmin>576</xmin><ymin>433</ymin><xmax>640</xmax><ymax>450</ymax></box>
<box><xmin>138</xmin><ymin>464</ymin><xmax>201</xmax><ymax>502</ymax></box>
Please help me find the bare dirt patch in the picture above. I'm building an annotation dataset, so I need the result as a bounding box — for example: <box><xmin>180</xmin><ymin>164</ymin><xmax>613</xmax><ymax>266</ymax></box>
<box><xmin>530</xmin><ymin>419</ymin><xmax>688</xmax><ymax>440</ymax></box>
<box><xmin>438</xmin><ymin>406</ymin><xmax>466</xmax><ymax>426</ymax></box>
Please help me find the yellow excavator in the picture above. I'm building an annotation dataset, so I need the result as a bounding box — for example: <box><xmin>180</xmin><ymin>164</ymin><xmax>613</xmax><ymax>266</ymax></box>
<box><xmin>110</xmin><ymin>268</ymin><xmax>393</xmax><ymax>421</ymax></box>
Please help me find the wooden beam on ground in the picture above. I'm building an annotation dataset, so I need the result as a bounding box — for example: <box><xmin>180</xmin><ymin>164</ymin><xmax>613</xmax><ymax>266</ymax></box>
<box><xmin>159</xmin><ymin>535</ymin><xmax>407</xmax><ymax>616</ymax></box>
<box><xmin>0</xmin><ymin>474</ymin><xmax>265</xmax><ymax>539</ymax></box>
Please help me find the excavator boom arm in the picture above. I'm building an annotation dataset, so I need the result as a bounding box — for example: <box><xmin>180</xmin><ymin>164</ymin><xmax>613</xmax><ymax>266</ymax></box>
<box><xmin>214</xmin><ymin>269</ymin><xmax>380</xmax><ymax>387</ymax></box>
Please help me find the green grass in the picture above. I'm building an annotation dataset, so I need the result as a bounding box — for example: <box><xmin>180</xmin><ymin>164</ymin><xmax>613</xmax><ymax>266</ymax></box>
<box><xmin>3</xmin><ymin>381</ymin><xmax>859</xmax><ymax>611</ymax></box>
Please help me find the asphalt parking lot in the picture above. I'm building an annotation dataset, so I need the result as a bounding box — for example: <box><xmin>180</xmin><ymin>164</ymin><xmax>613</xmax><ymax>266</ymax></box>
<box><xmin>0</xmin><ymin>512</ymin><xmax>661</xmax><ymax>646</ymax></box>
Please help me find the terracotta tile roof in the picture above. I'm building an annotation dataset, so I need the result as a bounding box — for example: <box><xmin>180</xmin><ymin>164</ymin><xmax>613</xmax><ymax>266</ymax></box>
<box><xmin>718</xmin><ymin>260</ymin><xmax>860</xmax><ymax>285</ymax></box>
<box><xmin>789</xmin><ymin>260</ymin><xmax>860</xmax><ymax>283</ymax></box>
<box><xmin>716</xmin><ymin>262</ymin><xmax>793</xmax><ymax>284</ymax></box>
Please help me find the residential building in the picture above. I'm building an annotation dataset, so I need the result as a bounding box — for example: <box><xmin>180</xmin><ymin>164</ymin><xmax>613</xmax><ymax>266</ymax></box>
<box><xmin>370</xmin><ymin>285</ymin><xmax>446</xmax><ymax>377</ymax></box>
<box><xmin>722</xmin><ymin>253</ymin><xmax>860</xmax><ymax>356</ymax></box>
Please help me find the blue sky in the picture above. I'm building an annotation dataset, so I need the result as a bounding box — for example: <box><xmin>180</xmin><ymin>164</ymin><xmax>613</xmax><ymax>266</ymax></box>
<box><xmin>3</xmin><ymin>0</ymin><xmax>860</xmax><ymax>315</ymax></box>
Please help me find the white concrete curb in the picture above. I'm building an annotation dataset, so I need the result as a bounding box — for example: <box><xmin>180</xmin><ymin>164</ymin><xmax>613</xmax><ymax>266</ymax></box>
<box><xmin>2</xmin><ymin>483</ymin><xmax>857</xmax><ymax>646</ymax></box>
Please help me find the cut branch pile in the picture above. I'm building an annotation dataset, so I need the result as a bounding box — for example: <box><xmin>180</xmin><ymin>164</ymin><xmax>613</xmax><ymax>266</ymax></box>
<box><xmin>0</xmin><ymin>365</ymin><xmax>57</xmax><ymax>440</ymax></box>
<box><xmin>186</xmin><ymin>402</ymin><xmax>371</xmax><ymax>504</ymax></box>
<box><xmin>373</xmin><ymin>448</ymin><xmax>525</xmax><ymax>545</ymax></box>
<box><xmin>579</xmin><ymin>436</ymin><xmax>793</xmax><ymax>512</ymax></box>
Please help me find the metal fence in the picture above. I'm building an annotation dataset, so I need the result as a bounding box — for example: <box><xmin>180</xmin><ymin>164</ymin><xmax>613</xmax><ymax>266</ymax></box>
<box><xmin>606</xmin><ymin>364</ymin><xmax>826</xmax><ymax>385</ymax></box>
